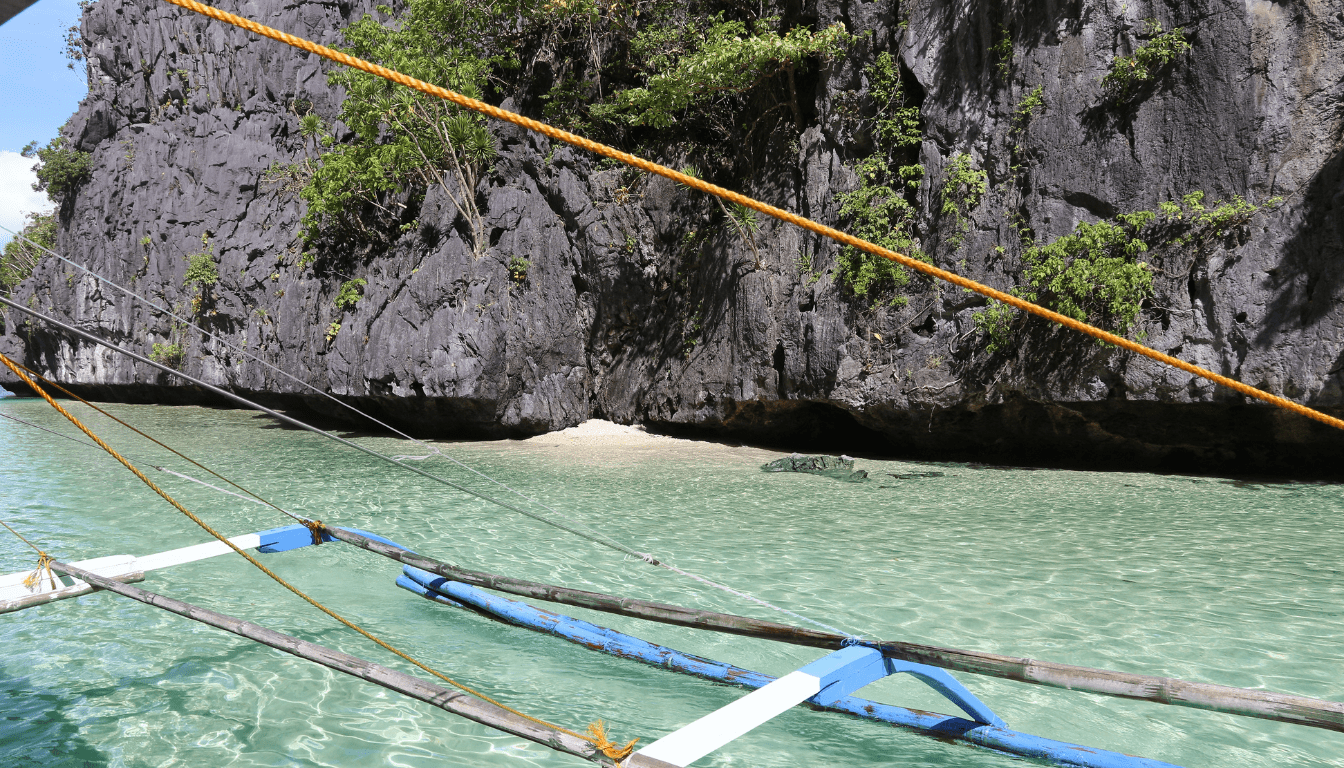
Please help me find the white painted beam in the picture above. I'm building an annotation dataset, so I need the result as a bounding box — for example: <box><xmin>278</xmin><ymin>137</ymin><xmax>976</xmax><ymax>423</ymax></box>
<box><xmin>1</xmin><ymin>532</ymin><xmax>266</xmax><ymax>612</ymax></box>
<box><xmin>629</xmin><ymin>645</ymin><xmax>889</xmax><ymax>767</ymax></box>
<box><xmin>135</xmin><ymin>533</ymin><xmax>262</xmax><ymax>572</ymax></box>
<box><xmin>632</xmin><ymin>670</ymin><xmax>822</xmax><ymax>767</ymax></box>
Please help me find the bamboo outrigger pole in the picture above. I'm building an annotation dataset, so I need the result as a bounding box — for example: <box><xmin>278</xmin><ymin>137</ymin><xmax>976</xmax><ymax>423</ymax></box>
<box><xmin>326</xmin><ymin>527</ymin><xmax>1344</xmax><ymax>734</ymax></box>
<box><xmin>47</xmin><ymin>560</ymin><xmax>618</xmax><ymax>765</ymax></box>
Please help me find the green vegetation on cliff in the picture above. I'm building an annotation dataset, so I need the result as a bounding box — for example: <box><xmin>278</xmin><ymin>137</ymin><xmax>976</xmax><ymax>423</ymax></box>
<box><xmin>590</xmin><ymin>14</ymin><xmax>848</xmax><ymax>130</ymax></box>
<box><xmin>832</xmin><ymin>52</ymin><xmax>925</xmax><ymax>305</ymax></box>
<box><xmin>24</xmin><ymin>136</ymin><xmax>91</xmax><ymax>204</ymax></box>
<box><xmin>335</xmin><ymin>278</ymin><xmax>367</xmax><ymax>310</ymax></box>
<box><xmin>975</xmin><ymin>192</ymin><xmax>1282</xmax><ymax>352</ymax></box>
<box><xmin>1102</xmin><ymin>20</ymin><xmax>1191</xmax><ymax>103</ymax></box>
<box><xmin>1</xmin><ymin>212</ymin><xmax>56</xmax><ymax>293</ymax></box>
<box><xmin>296</xmin><ymin>0</ymin><xmax>849</xmax><ymax>267</ymax></box>
<box><xmin>300</xmin><ymin>0</ymin><xmax>498</xmax><ymax>260</ymax></box>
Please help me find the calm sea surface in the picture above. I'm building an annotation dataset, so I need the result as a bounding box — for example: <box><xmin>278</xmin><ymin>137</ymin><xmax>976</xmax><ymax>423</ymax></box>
<box><xmin>1</xmin><ymin>396</ymin><xmax>1341</xmax><ymax>768</ymax></box>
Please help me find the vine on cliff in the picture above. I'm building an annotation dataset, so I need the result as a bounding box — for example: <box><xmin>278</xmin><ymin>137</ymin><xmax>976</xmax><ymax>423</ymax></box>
<box><xmin>974</xmin><ymin>192</ymin><xmax>1283</xmax><ymax>353</ymax></box>
<box><xmin>591</xmin><ymin>14</ymin><xmax>848</xmax><ymax>132</ymax></box>
<box><xmin>1101</xmin><ymin>20</ymin><xmax>1191</xmax><ymax>104</ymax></box>
<box><xmin>832</xmin><ymin>52</ymin><xmax>926</xmax><ymax>305</ymax></box>
<box><xmin>0</xmin><ymin>212</ymin><xmax>56</xmax><ymax>293</ymax></box>
<box><xmin>938</xmin><ymin>152</ymin><xmax>987</xmax><ymax>249</ymax></box>
<box><xmin>182</xmin><ymin>233</ymin><xmax>219</xmax><ymax>315</ymax></box>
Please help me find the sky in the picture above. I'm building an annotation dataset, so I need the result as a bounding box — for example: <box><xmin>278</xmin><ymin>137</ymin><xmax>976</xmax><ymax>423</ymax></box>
<box><xmin>0</xmin><ymin>0</ymin><xmax>89</xmax><ymax>249</ymax></box>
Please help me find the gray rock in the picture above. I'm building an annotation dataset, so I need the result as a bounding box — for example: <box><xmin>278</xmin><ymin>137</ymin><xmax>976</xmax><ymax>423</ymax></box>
<box><xmin>4</xmin><ymin>0</ymin><xmax>1344</xmax><ymax>478</ymax></box>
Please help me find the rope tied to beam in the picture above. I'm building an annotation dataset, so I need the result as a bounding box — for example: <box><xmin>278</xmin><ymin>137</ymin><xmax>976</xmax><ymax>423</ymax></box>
<box><xmin>22</xmin><ymin>552</ymin><xmax>56</xmax><ymax>592</ymax></box>
<box><xmin>303</xmin><ymin>519</ymin><xmax>327</xmax><ymax>546</ymax></box>
<box><xmin>585</xmin><ymin>719</ymin><xmax>638</xmax><ymax>761</ymax></box>
<box><xmin>0</xmin><ymin>519</ymin><xmax>57</xmax><ymax>591</ymax></box>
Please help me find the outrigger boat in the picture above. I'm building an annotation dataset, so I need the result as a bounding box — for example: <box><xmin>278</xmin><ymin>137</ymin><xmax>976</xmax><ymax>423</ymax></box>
<box><xmin>4</xmin><ymin>503</ymin><xmax>1341</xmax><ymax>767</ymax></box>
<box><xmin>4</xmin><ymin>0</ymin><xmax>1344</xmax><ymax>764</ymax></box>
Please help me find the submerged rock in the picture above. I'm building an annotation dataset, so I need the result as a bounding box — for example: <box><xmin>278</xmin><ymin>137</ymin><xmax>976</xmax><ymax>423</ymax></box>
<box><xmin>762</xmin><ymin>454</ymin><xmax>869</xmax><ymax>483</ymax></box>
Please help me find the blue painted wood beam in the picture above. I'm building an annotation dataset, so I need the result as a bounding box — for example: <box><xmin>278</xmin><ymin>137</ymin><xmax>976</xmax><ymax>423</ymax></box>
<box><xmin>256</xmin><ymin>525</ymin><xmax>402</xmax><ymax>554</ymax></box>
<box><xmin>255</xmin><ymin>524</ymin><xmax>332</xmax><ymax>552</ymax></box>
<box><xmin>396</xmin><ymin>566</ymin><xmax>1180</xmax><ymax>768</ymax></box>
<box><xmin>799</xmin><ymin>645</ymin><xmax>888</xmax><ymax>705</ymax></box>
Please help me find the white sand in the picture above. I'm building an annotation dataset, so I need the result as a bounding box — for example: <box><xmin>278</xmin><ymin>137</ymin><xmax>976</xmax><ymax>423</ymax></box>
<box><xmin>490</xmin><ymin>419</ymin><xmax>779</xmax><ymax>464</ymax></box>
<box><xmin>516</xmin><ymin>418</ymin><xmax>675</xmax><ymax>447</ymax></box>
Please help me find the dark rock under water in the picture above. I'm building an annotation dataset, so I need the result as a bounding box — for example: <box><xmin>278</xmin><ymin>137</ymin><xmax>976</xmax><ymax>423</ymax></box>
<box><xmin>762</xmin><ymin>454</ymin><xmax>869</xmax><ymax>483</ymax></box>
<box><xmin>4</xmin><ymin>0</ymin><xmax>1344</xmax><ymax>479</ymax></box>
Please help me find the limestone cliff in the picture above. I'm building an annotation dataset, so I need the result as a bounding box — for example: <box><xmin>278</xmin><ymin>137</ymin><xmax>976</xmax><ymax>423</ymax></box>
<box><xmin>4</xmin><ymin>0</ymin><xmax>1344</xmax><ymax>478</ymax></box>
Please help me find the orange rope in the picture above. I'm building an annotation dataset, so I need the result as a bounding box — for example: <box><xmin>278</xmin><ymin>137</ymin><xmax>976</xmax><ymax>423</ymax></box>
<box><xmin>0</xmin><ymin>352</ymin><xmax>633</xmax><ymax>761</ymax></box>
<box><xmin>155</xmin><ymin>0</ymin><xmax>1344</xmax><ymax>433</ymax></box>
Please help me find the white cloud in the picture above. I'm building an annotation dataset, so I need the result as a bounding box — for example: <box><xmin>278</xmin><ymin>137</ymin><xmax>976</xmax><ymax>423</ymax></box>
<box><xmin>0</xmin><ymin>150</ymin><xmax>55</xmax><ymax>250</ymax></box>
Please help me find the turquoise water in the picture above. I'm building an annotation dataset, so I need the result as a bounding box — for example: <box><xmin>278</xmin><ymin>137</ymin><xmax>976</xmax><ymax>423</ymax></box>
<box><xmin>1</xmin><ymin>397</ymin><xmax>1342</xmax><ymax>768</ymax></box>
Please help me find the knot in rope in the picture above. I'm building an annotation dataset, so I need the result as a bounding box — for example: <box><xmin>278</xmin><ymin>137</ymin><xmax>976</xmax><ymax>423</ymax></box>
<box><xmin>22</xmin><ymin>552</ymin><xmax>56</xmax><ymax>591</ymax></box>
<box><xmin>303</xmin><ymin>519</ymin><xmax>327</xmax><ymax>546</ymax></box>
<box><xmin>585</xmin><ymin>720</ymin><xmax>638</xmax><ymax>761</ymax></box>
<box><xmin>634</xmin><ymin>552</ymin><xmax>659</xmax><ymax>565</ymax></box>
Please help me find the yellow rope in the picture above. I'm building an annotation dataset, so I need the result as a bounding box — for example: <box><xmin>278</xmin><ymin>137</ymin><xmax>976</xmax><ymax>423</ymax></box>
<box><xmin>154</xmin><ymin>0</ymin><xmax>1344</xmax><ymax>434</ymax></box>
<box><xmin>9</xmin><ymin>360</ymin><xmax>309</xmax><ymax>526</ymax></box>
<box><xmin>0</xmin><ymin>352</ymin><xmax>634</xmax><ymax>761</ymax></box>
<box><xmin>1</xmin><ymin>519</ymin><xmax>57</xmax><ymax>590</ymax></box>
<box><xmin>22</xmin><ymin>553</ymin><xmax>56</xmax><ymax>591</ymax></box>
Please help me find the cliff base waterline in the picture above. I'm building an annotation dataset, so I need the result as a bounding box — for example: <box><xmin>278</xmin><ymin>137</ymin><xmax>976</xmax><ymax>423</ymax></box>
<box><xmin>6</xmin><ymin>379</ymin><xmax>1343</xmax><ymax>480</ymax></box>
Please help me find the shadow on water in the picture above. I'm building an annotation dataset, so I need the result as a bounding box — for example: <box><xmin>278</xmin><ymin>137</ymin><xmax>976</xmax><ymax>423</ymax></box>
<box><xmin>0</xmin><ymin>675</ymin><xmax>109</xmax><ymax>768</ymax></box>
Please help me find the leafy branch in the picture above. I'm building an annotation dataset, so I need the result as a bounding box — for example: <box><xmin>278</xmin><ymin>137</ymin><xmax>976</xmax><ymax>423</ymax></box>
<box><xmin>1101</xmin><ymin>20</ymin><xmax>1191</xmax><ymax>103</ymax></box>
<box><xmin>300</xmin><ymin>0</ymin><xmax>499</xmax><ymax>259</ymax></box>
<box><xmin>593</xmin><ymin>15</ymin><xmax>849</xmax><ymax>131</ymax></box>
<box><xmin>832</xmin><ymin>52</ymin><xmax>927</xmax><ymax>305</ymax></box>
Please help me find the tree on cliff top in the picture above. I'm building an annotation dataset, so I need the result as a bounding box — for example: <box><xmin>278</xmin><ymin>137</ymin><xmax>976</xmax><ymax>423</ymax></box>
<box><xmin>300</xmin><ymin>0</ymin><xmax>502</xmax><ymax>260</ymax></box>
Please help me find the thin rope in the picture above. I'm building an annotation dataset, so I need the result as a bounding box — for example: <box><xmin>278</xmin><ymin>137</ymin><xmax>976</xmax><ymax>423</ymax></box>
<box><xmin>651</xmin><ymin>559</ymin><xmax>852</xmax><ymax>637</ymax></box>
<box><xmin>0</xmin><ymin>352</ymin><xmax>635</xmax><ymax>761</ymax></box>
<box><xmin>0</xmin><ymin>519</ymin><xmax>57</xmax><ymax>591</ymax></box>
<box><xmin>0</xmin><ymin>411</ymin><xmax>112</xmax><ymax>451</ymax></box>
<box><xmin>146</xmin><ymin>0</ymin><xmax>1344</xmax><ymax>434</ymax></box>
<box><xmin>1</xmin><ymin>518</ymin><xmax>47</xmax><ymax>555</ymax></box>
<box><xmin>0</xmin><ymin>411</ymin><xmax>269</xmax><ymax>507</ymax></box>
<box><xmin>0</xmin><ymin>296</ymin><xmax>860</xmax><ymax>639</ymax></box>
<box><xmin>151</xmin><ymin>466</ymin><xmax>271</xmax><ymax>506</ymax></box>
<box><xmin>8</xmin><ymin>361</ymin><xmax>307</xmax><ymax>523</ymax></box>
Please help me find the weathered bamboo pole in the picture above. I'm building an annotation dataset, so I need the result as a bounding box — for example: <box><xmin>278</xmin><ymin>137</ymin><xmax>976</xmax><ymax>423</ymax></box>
<box><xmin>328</xmin><ymin>528</ymin><xmax>1344</xmax><ymax>734</ymax></box>
<box><xmin>326</xmin><ymin>527</ymin><xmax>836</xmax><ymax>645</ymax></box>
<box><xmin>0</xmin><ymin>571</ymin><xmax>145</xmax><ymax>614</ymax></box>
<box><xmin>48</xmin><ymin>560</ymin><xmax>616</xmax><ymax>765</ymax></box>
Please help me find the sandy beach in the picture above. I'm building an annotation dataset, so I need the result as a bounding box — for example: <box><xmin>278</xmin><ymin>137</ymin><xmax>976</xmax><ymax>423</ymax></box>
<box><xmin>486</xmin><ymin>418</ymin><xmax>779</xmax><ymax>464</ymax></box>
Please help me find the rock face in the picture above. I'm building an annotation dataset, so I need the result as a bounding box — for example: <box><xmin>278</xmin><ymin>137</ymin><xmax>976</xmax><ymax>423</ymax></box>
<box><xmin>4</xmin><ymin>0</ymin><xmax>1344</xmax><ymax>478</ymax></box>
